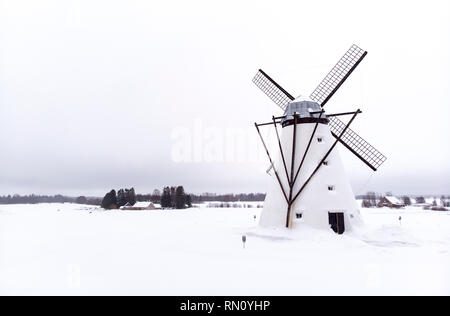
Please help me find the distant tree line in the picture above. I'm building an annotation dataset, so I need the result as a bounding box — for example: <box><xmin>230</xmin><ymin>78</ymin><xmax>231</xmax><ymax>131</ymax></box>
<box><xmin>158</xmin><ymin>189</ymin><xmax>267</xmax><ymax>209</ymax></box>
<box><xmin>189</xmin><ymin>193</ymin><xmax>266</xmax><ymax>203</ymax></box>
<box><xmin>0</xmin><ymin>191</ymin><xmax>266</xmax><ymax>205</ymax></box>
<box><xmin>0</xmin><ymin>194</ymin><xmax>101</xmax><ymax>205</ymax></box>
<box><xmin>133</xmin><ymin>191</ymin><xmax>267</xmax><ymax>204</ymax></box>
<box><xmin>101</xmin><ymin>187</ymin><xmax>267</xmax><ymax>210</ymax></box>
<box><xmin>75</xmin><ymin>196</ymin><xmax>102</xmax><ymax>205</ymax></box>
<box><xmin>206</xmin><ymin>202</ymin><xmax>263</xmax><ymax>208</ymax></box>
<box><xmin>134</xmin><ymin>189</ymin><xmax>163</xmax><ymax>203</ymax></box>
<box><xmin>357</xmin><ymin>192</ymin><xmax>380</xmax><ymax>208</ymax></box>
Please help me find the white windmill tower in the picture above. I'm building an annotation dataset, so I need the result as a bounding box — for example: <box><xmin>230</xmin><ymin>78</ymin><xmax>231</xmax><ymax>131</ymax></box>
<box><xmin>252</xmin><ymin>44</ymin><xmax>386</xmax><ymax>234</ymax></box>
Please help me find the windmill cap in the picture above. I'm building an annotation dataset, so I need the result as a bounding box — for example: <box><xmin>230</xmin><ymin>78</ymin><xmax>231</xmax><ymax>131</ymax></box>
<box><xmin>283</xmin><ymin>98</ymin><xmax>326</xmax><ymax>121</ymax></box>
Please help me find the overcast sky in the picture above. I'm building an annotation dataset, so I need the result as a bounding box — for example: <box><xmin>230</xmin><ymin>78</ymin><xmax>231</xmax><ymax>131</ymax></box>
<box><xmin>1</xmin><ymin>0</ymin><xmax>449</xmax><ymax>197</ymax></box>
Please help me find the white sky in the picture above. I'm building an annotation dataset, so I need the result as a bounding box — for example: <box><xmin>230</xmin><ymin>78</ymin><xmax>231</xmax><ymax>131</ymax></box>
<box><xmin>1</xmin><ymin>0</ymin><xmax>449</xmax><ymax>196</ymax></box>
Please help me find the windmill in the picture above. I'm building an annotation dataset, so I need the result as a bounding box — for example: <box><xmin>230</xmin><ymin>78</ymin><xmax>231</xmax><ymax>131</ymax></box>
<box><xmin>252</xmin><ymin>44</ymin><xmax>386</xmax><ymax>234</ymax></box>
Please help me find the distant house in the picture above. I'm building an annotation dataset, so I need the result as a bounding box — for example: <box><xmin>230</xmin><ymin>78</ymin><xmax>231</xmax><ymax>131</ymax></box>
<box><xmin>121</xmin><ymin>201</ymin><xmax>158</xmax><ymax>210</ymax></box>
<box><xmin>410</xmin><ymin>197</ymin><xmax>429</xmax><ymax>207</ymax></box>
<box><xmin>378</xmin><ymin>196</ymin><xmax>404</xmax><ymax>208</ymax></box>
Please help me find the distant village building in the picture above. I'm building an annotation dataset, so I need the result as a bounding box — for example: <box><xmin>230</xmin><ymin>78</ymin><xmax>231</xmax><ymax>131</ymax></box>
<box><xmin>422</xmin><ymin>197</ymin><xmax>449</xmax><ymax>211</ymax></box>
<box><xmin>378</xmin><ymin>196</ymin><xmax>404</xmax><ymax>208</ymax></box>
<box><xmin>120</xmin><ymin>201</ymin><xmax>159</xmax><ymax>210</ymax></box>
<box><xmin>411</xmin><ymin>197</ymin><xmax>428</xmax><ymax>207</ymax></box>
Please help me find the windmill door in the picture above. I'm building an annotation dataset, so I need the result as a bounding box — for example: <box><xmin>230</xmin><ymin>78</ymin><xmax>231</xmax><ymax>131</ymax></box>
<box><xmin>328</xmin><ymin>212</ymin><xmax>345</xmax><ymax>234</ymax></box>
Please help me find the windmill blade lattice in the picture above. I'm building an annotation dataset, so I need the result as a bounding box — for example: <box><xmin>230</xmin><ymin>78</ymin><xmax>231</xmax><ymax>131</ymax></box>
<box><xmin>328</xmin><ymin>116</ymin><xmax>386</xmax><ymax>171</ymax></box>
<box><xmin>310</xmin><ymin>45</ymin><xmax>367</xmax><ymax>107</ymax></box>
<box><xmin>252</xmin><ymin>69</ymin><xmax>294</xmax><ymax>111</ymax></box>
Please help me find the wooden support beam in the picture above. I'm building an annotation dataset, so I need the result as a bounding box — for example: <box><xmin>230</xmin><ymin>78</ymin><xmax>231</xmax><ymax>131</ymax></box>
<box><xmin>256</xmin><ymin>120</ymin><xmax>282</xmax><ymax>127</ymax></box>
<box><xmin>326</xmin><ymin>110</ymin><xmax>362</xmax><ymax>117</ymax></box>
<box><xmin>254</xmin><ymin>123</ymin><xmax>289</xmax><ymax>204</ymax></box>
<box><xmin>272</xmin><ymin>116</ymin><xmax>289</xmax><ymax>184</ymax></box>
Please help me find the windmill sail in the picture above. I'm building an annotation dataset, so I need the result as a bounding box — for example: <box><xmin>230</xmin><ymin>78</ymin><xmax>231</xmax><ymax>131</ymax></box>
<box><xmin>310</xmin><ymin>45</ymin><xmax>367</xmax><ymax>107</ymax></box>
<box><xmin>252</xmin><ymin>69</ymin><xmax>294</xmax><ymax>110</ymax></box>
<box><xmin>328</xmin><ymin>116</ymin><xmax>386</xmax><ymax>171</ymax></box>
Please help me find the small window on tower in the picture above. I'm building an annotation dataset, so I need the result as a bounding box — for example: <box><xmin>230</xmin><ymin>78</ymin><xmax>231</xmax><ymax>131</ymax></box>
<box><xmin>328</xmin><ymin>185</ymin><xmax>335</xmax><ymax>191</ymax></box>
<box><xmin>317</xmin><ymin>137</ymin><xmax>323</xmax><ymax>143</ymax></box>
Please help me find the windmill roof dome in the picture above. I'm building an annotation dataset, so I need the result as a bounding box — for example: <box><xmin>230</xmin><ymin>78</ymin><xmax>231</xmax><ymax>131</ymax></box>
<box><xmin>283</xmin><ymin>98</ymin><xmax>326</xmax><ymax>122</ymax></box>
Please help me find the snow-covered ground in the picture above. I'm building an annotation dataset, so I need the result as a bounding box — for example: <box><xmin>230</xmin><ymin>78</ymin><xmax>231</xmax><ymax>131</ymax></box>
<box><xmin>1</xmin><ymin>203</ymin><xmax>449</xmax><ymax>295</ymax></box>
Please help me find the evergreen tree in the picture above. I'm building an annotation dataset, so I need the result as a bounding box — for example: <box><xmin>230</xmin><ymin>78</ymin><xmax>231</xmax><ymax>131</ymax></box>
<box><xmin>117</xmin><ymin>189</ymin><xmax>127</xmax><ymax>207</ymax></box>
<box><xmin>161</xmin><ymin>186</ymin><xmax>172</xmax><ymax>208</ymax></box>
<box><xmin>101</xmin><ymin>190</ymin><xmax>117</xmax><ymax>209</ymax></box>
<box><xmin>128</xmin><ymin>187</ymin><xmax>136</xmax><ymax>205</ymax></box>
<box><xmin>175</xmin><ymin>186</ymin><xmax>186</xmax><ymax>209</ymax></box>
<box><xmin>170</xmin><ymin>186</ymin><xmax>176</xmax><ymax>207</ymax></box>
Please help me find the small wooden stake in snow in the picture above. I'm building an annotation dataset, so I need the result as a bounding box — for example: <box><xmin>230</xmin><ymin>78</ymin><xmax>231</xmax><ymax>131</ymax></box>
<box><xmin>242</xmin><ymin>235</ymin><xmax>247</xmax><ymax>249</ymax></box>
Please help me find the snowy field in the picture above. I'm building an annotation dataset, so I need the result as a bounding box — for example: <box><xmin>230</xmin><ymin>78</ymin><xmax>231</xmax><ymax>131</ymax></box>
<box><xmin>1</xmin><ymin>203</ymin><xmax>449</xmax><ymax>295</ymax></box>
